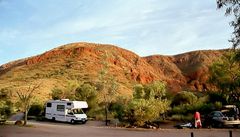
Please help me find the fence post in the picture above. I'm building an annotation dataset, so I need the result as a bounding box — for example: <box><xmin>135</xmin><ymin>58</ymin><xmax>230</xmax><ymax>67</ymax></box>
<box><xmin>229</xmin><ymin>130</ymin><xmax>232</xmax><ymax>137</ymax></box>
<box><xmin>191</xmin><ymin>132</ymin><xmax>194</xmax><ymax>137</ymax></box>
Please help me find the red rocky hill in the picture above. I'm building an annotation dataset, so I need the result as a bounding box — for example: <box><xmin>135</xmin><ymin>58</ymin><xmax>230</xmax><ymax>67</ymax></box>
<box><xmin>0</xmin><ymin>42</ymin><xmax>224</xmax><ymax>99</ymax></box>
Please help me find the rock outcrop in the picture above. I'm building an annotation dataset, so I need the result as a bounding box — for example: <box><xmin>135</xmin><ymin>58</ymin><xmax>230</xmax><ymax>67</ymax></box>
<box><xmin>0</xmin><ymin>42</ymin><xmax>224</xmax><ymax>97</ymax></box>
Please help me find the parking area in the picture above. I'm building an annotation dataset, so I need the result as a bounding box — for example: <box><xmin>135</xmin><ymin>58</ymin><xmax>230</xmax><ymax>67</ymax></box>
<box><xmin>0</xmin><ymin>121</ymin><xmax>240</xmax><ymax>137</ymax></box>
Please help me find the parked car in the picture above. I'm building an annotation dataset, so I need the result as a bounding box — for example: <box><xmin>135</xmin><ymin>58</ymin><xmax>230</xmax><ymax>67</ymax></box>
<box><xmin>221</xmin><ymin>105</ymin><xmax>239</xmax><ymax>120</ymax></box>
<box><xmin>203</xmin><ymin>111</ymin><xmax>228</xmax><ymax>128</ymax></box>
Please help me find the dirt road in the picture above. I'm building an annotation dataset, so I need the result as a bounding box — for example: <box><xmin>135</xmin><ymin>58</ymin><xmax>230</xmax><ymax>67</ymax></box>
<box><xmin>0</xmin><ymin>121</ymin><xmax>240</xmax><ymax>137</ymax></box>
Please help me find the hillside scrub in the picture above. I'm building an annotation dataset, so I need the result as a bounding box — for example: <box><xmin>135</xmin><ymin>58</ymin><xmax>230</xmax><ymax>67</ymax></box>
<box><xmin>49</xmin><ymin>80</ymin><xmax>224</xmax><ymax>126</ymax></box>
<box><xmin>0</xmin><ymin>88</ymin><xmax>13</xmax><ymax>119</ymax></box>
<box><xmin>169</xmin><ymin>91</ymin><xmax>226</xmax><ymax>122</ymax></box>
<box><xmin>51</xmin><ymin>88</ymin><xmax>64</xmax><ymax>100</ymax></box>
<box><xmin>125</xmin><ymin>81</ymin><xmax>170</xmax><ymax>127</ymax></box>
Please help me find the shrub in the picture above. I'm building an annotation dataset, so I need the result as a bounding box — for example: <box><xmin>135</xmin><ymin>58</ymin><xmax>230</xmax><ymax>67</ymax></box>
<box><xmin>127</xmin><ymin>99</ymin><xmax>156</xmax><ymax>126</ymax></box>
<box><xmin>110</xmin><ymin>103</ymin><xmax>126</xmax><ymax>121</ymax></box>
<box><xmin>28</xmin><ymin>104</ymin><xmax>44</xmax><ymax>116</ymax></box>
<box><xmin>170</xmin><ymin>92</ymin><xmax>212</xmax><ymax>121</ymax></box>
<box><xmin>110</xmin><ymin>96</ymin><xmax>130</xmax><ymax>121</ymax></box>
<box><xmin>171</xmin><ymin>91</ymin><xmax>198</xmax><ymax>106</ymax></box>
<box><xmin>0</xmin><ymin>89</ymin><xmax>13</xmax><ymax>119</ymax></box>
<box><xmin>199</xmin><ymin>103</ymin><xmax>215</xmax><ymax>115</ymax></box>
<box><xmin>51</xmin><ymin>88</ymin><xmax>63</xmax><ymax>100</ymax></box>
<box><xmin>127</xmin><ymin>81</ymin><xmax>170</xmax><ymax>127</ymax></box>
<box><xmin>214</xmin><ymin>101</ymin><xmax>222</xmax><ymax>110</ymax></box>
<box><xmin>208</xmin><ymin>92</ymin><xmax>227</xmax><ymax>105</ymax></box>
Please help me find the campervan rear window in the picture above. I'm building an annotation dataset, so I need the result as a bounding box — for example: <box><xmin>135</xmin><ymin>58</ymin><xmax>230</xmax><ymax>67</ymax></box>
<box><xmin>57</xmin><ymin>105</ymin><xmax>65</xmax><ymax>112</ymax></box>
<box><xmin>47</xmin><ymin>103</ymin><xmax>52</xmax><ymax>107</ymax></box>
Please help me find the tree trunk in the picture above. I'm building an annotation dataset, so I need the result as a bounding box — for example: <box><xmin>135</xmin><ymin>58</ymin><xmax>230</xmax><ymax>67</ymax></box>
<box><xmin>23</xmin><ymin>111</ymin><xmax>28</xmax><ymax>126</ymax></box>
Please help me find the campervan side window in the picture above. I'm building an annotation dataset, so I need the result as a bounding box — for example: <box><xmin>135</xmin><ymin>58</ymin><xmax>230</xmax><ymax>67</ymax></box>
<box><xmin>57</xmin><ymin>105</ymin><xmax>65</xmax><ymax>112</ymax></box>
<box><xmin>47</xmin><ymin>103</ymin><xmax>52</xmax><ymax>107</ymax></box>
<box><xmin>67</xmin><ymin>103</ymin><xmax>71</xmax><ymax>106</ymax></box>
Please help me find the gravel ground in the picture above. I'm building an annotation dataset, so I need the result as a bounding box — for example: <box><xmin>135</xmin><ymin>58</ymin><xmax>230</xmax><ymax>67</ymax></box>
<box><xmin>0</xmin><ymin>121</ymin><xmax>240</xmax><ymax>137</ymax></box>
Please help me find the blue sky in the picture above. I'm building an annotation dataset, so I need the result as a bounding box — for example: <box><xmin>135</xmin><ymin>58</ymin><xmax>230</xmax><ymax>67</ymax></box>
<box><xmin>0</xmin><ymin>0</ymin><xmax>232</xmax><ymax>65</ymax></box>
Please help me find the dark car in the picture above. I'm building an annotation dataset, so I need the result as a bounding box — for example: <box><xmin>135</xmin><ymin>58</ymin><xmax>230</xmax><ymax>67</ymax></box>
<box><xmin>203</xmin><ymin>111</ymin><xmax>228</xmax><ymax>128</ymax></box>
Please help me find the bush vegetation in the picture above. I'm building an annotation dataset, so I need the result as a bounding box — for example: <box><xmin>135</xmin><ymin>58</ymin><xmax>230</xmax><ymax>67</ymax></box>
<box><xmin>48</xmin><ymin>79</ymin><xmax>235</xmax><ymax>127</ymax></box>
<box><xmin>28</xmin><ymin>104</ymin><xmax>44</xmax><ymax>116</ymax></box>
<box><xmin>0</xmin><ymin>88</ymin><xmax>13</xmax><ymax>119</ymax></box>
<box><xmin>46</xmin><ymin>51</ymin><xmax>239</xmax><ymax>127</ymax></box>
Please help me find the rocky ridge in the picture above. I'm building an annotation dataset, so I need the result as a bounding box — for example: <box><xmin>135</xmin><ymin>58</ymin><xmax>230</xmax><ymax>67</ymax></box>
<box><xmin>0</xmin><ymin>42</ymin><xmax>224</xmax><ymax>100</ymax></box>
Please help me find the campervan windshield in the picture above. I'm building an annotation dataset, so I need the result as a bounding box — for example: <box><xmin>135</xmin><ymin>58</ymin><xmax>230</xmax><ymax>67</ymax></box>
<box><xmin>72</xmin><ymin>109</ymin><xmax>84</xmax><ymax>114</ymax></box>
<box><xmin>68</xmin><ymin>109</ymin><xmax>84</xmax><ymax>115</ymax></box>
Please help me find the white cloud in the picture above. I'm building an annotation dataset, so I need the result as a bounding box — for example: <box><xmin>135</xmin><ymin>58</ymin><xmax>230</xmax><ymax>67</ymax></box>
<box><xmin>0</xmin><ymin>0</ymin><xmax>233</xmax><ymax>64</ymax></box>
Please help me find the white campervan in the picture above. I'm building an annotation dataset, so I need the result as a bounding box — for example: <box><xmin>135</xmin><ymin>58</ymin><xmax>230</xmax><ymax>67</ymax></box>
<box><xmin>45</xmin><ymin>99</ymin><xmax>88</xmax><ymax>124</ymax></box>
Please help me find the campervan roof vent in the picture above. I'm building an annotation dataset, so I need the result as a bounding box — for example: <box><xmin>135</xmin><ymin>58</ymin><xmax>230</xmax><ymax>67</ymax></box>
<box><xmin>61</xmin><ymin>99</ymin><xmax>69</xmax><ymax>101</ymax></box>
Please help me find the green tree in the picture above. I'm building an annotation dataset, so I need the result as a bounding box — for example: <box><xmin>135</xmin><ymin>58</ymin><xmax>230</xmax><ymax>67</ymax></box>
<box><xmin>133</xmin><ymin>84</ymin><xmax>145</xmax><ymax>99</ymax></box>
<box><xmin>128</xmin><ymin>81</ymin><xmax>170</xmax><ymax>126</ymax></box>
<box><xmin>16</xmin><ymin>83</ymin><xmax>41</xmax><ymax>125</ymax></box>
<box><xmin>217</xmin><ymin>0</ymin><xmax>240</xmax><ymax>49</ymax></box>
<box><xmin>217</xmin><ymin>0</ymin><xmax>240</xmax><ymax>66</ymax></box>
<box><xmin>51</xmin><ymin>81</ymin><xmax>80</xmax><ymax>100</ymax></box>
<box><xmin>110</xmin><ymin>96</ymin><xmax>129</xmax><ymax>121</ymax></box>
<box><xmin>75</xmin><ymin>83</ymin><xmax>96</xmax><ymax>101</ymax></box>
<box><xmin>75</xmin><ymin>83</ymin><xmax>98</xmax><ymax>116</ymax></box>
<box><xmin>208</xmin><ymin>92</ymin><xmax>227</xmax><ymax>105</ymax></box>
<box><xmin>144</xmin><ymin>81</ymin><xmax>166</xmax><ymax>100</ymax></box>
<box><xmin>172</xmin><ymin>91</ymin><xmax>198</xmax><ymax>106</ymax></box>
<box><xmin>63</xmin><ymin>81</ymin><xmax>80</xmax><ymax>100</ymax></box>
<box><xmin>97</xmin><ymin>51</ymin><xmax>119</xmax><ymax>126</ymax></box>
<box><xmin>209</xmin><ymin>51</ymin><xmax>240</xmax><ymax>104</ymax></box>
<box><xmin>128</xmin><ymin>99</ymin><xmax>156</xmax><ymax>126</ymax></box>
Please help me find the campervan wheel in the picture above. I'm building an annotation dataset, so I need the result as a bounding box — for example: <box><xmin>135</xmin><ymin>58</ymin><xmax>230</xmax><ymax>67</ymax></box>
<box><xmin>52</xmin><ymin>117</ymin><xmax>55</xmax><ymax>121</ymax></box>
<box><xmin>71</xmin><ymin>119</ymin><xmax>75</xmax><ymax>124</ymax></box>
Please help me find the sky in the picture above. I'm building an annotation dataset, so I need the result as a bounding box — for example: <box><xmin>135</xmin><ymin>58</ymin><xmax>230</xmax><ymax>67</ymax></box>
<box><xmin>0</xmin><ymin>0</ymin><xmax>233</xmax><ymax>65</ymax></box>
